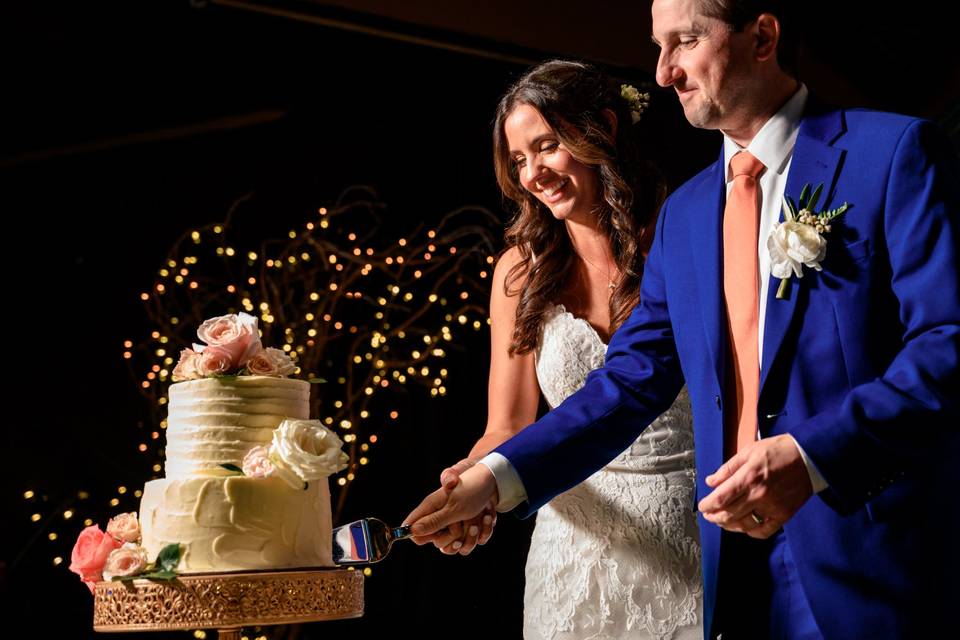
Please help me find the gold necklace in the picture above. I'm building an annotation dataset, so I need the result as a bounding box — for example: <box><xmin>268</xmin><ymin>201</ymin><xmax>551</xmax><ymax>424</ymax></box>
<box><xmin>578</xmin><ymin>251</ymin><xmax>617</xmax><ymax>290</ymax></box>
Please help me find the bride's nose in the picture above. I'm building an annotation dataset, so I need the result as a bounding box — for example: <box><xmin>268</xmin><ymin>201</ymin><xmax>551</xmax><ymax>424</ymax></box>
<box><xmin>521</xmin><ymin>158</ymin><xmax>548</xmax><ymax>190</ymax></box>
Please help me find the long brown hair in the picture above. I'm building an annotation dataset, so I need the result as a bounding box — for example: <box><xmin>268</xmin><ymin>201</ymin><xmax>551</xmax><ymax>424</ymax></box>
<box><xmin>492</xmin><ymin>60</ymin><xmax>665</xmax><ymax>355</ymax></box>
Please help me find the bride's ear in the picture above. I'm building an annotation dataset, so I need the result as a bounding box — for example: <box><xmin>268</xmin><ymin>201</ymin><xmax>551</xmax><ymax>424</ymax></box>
<box><xmin>602</xmin><ymin>108</ymin><xmax>618</xmax><ymax>138</ymax></box>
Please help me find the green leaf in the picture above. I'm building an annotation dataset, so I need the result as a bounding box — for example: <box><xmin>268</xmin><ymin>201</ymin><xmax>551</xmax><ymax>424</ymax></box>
<box><xmin>216</xmin><ymin>374</ymin><xmax>239</xmax><ymax>381</ymax></box>
<box><xmin>142</xmin><ymin>570</ymin><xmax>178</xmax><ymax>581</ymax></box>
<box><xmin>807</xmin><ymin>183</ymin><xmax>824</xmax><ymax>212</ymax></box>
<box><xmin>824</xmin><ymin>203</ymin><xmax>850</xmax><ymax>220</ymax></box>
<box><xmin>307</xmin><ymin>378</ymin><xmax>327</xmax><ymax>384</ymax></box>
<box><xmin>798</xmin><ymin>183</ymin><xmax>811</xmax><ymax>208</ymax></box>
<box><xmin>220</xmin><ymin>463</ymin><xmax>244</xmax><ymax>474</ymax></box>
<box><xmin>785</xmin><ymin>195</ymin><xmax>798</xmax><ymax>218</ymax></box>
<box><xmin>155</xmin><ymin>543</ymin><xmax>181</xmax><ymax>573</ymax></box>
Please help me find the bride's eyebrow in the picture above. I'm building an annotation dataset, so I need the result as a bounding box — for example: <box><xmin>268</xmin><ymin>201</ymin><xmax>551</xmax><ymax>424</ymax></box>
<box><xmin>510</xmin><ymin>134</ymin><xmax>556</xmax><ymax>155</ymax></box>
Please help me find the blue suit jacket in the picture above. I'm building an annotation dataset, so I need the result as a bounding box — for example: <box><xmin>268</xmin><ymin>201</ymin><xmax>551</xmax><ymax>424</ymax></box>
<box><xmin>495</xmin><ymin>104</ymin><xmax>960</xmax><ymax>638</ymax></box>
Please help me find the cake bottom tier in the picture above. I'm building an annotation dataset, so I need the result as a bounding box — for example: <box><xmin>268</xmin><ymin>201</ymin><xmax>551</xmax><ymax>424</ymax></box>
<box><xmin>140</xmin><ymin>475</ymin><xmax>332</xmax><ymax>573</ymax></box>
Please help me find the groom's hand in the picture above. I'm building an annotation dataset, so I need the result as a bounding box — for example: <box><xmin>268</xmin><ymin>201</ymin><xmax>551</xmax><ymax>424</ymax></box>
<box><xmin>403</xmin><ymin>464</ymin><xmax>499</xmax><ymax>551</ymax></box>
<box><xmin>698</xmin><ymin>435</ymin><xmax>813</xmax><ymax>539</ymax></box>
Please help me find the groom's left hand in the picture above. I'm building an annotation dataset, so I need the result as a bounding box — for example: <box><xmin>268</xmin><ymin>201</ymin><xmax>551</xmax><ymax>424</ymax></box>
<box><xmin>698</xmin><ymin>435</ymin><xmax>813</xmax><ymax>539</ymax></box>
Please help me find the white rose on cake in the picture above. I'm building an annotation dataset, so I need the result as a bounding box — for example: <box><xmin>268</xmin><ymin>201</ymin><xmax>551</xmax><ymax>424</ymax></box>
<box><xmin>268</xmin><ymin>419</ymin><xmax>349</xmax><ymax>490</ymax></box>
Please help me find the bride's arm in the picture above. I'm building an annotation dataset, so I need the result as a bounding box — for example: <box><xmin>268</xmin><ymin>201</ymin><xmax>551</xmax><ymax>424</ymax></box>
<box><xmin>474</xmin><ymin>246</ymin><xmax>542</xmax><ymax>456</ymax></box>
<box><xmin>435</xmin><ymin>247</ymin><xmax>541</xmax><ymax>554</ymax></box>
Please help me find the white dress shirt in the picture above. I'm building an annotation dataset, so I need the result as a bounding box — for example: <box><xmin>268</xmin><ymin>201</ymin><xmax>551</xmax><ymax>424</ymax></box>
<box><xmin>483</xmin><ymin>84</ymin><xmax>825</xmax><ymax>513</ymax></box>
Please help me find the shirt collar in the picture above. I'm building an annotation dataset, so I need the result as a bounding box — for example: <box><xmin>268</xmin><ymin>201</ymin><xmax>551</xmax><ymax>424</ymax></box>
<box><xmin>723</xmin><ymin>83</ymin><xmax>808</xmax><ymax>182</ymax></box>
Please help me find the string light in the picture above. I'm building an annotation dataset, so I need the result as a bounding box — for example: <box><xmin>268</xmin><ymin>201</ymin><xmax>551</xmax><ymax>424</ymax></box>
<box><xmin>47</xmin><ymin>187</ymin><xmax>501</xmax><ymax>551</ymax></box>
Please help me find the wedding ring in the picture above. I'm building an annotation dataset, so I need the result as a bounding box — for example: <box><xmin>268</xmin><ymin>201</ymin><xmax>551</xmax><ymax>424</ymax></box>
<box><xmin>750</xmin><ymin>511</ymin><xmax>765</xmax><ymax>525</ymax></box>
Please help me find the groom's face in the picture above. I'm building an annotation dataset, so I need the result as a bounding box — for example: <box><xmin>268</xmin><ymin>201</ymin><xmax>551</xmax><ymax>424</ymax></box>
<box><xmin>651</xmin><ymin>0</ymin><xmax>757</xmax><ymax>132</ymax></box>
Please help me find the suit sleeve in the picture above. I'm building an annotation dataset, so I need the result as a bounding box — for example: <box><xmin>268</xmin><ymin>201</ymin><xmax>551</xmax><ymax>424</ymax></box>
<box><xmin>494</xmin><ymin>198</ymin><xmax>685</xmax><ymax>517</ymax></box>
<box><xmin>792</xmin><ymin>120</ymin><xmax>960</xmax><ymax>512</ymax></box>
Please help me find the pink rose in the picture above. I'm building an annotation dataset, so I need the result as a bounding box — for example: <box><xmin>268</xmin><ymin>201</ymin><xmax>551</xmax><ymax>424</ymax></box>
<box><xmin>102</xmin><ymin>543</ymin><xmax>148</xmax><ymax>581</ymax></box>
<box><xmin>196</xmin><ymin>312</ymin><xmax>261</xmax><ymax>367</ymax></box>
<box><xmin>197</xmin><ymin>345</ymin><xmax>234</xmax><ymax>376</ymax></box>
<box><xmin>106</xmin><ymin>512</ymin><xmax>141</xmax><ymax>543</ymax></box>
<box><xmin>172</xmin><ymin>349</ymin><xmax>201</xmax><ymax>381</ymax></box>
<box><xmin>246</xmin><ymin>347</ymin><xmax>296</xmax><ymax>377</ymax></box>
<box><xmin>241</xmin><ymin>445</ymin><xmax>275</xmax><ymax>478</ymax></box>
<box><xmin>69</xmin><ymin>525</ymin><xmax>122</xmax><ymax>593</ymax></box>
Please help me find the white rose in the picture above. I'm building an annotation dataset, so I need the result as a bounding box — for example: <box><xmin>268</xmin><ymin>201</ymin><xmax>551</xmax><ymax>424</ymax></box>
<box><xmin>268</xmin><ymin>419</ymin><xmax>349</xmax><ymax>490</ymax></box>
<box><xmin>767</xmin><ymin>220</ymin><xmax>827</xmax><ymax>279</ymax></box>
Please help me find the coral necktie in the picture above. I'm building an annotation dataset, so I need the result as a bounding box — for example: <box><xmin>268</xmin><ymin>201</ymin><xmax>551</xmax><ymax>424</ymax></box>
<box><xmin>723</xmin><ymin>151</ymin><xmax>765</xmax><ymax>459</ymax></box>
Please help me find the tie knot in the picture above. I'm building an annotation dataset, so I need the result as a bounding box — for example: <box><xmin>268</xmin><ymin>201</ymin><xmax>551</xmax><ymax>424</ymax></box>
<box><xmin>730</xmin><ymin>151</ymin><xmax>764</xmax><ymax>180</ymax></box>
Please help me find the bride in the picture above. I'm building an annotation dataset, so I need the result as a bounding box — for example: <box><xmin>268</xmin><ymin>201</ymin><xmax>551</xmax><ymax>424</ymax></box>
<box><xmin>432</xmin><ymin>60</ymin><xmax>702</xmax><ymax>639</ymax></box>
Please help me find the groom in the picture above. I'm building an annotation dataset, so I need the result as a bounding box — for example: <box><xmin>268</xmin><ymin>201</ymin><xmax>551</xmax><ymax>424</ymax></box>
<box><xmin>406</xmin><ymin>0</ymin><xmax>959</xmax><ymax>637</ymax></box>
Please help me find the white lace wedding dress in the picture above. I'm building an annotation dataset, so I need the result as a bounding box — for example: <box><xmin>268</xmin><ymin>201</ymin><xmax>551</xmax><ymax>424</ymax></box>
<box><xmin>524</xmin><ymin>304</ymin><xmax>703</xmax><ymax>640</ymax></box>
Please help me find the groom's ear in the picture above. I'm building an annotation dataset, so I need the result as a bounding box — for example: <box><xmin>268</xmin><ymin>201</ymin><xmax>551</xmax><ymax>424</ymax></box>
<box><xmin>753</xmin><ymin>13</ymin><xmax>780</xmax><ymax>62</ymax></box>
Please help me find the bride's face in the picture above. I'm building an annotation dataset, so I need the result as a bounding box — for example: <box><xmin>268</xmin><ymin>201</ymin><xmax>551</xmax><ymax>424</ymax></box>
<box><xmin>503</xmin><ymin>104</ymin><xmax>599</xmax><ymax>223</ymax></box>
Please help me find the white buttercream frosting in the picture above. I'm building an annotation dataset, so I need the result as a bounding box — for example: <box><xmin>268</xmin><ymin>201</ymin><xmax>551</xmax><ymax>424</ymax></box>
<box><xmin>139</xmin><ymin>476</ymin><xmax>332</xmax><ymax>572</ymax></box>
<box><xmin>164</xmin><ymin>377</ymin><xmax>310</xmax><ymax>478</ymax></box>
<box><xmin>138</xmin><ymin>375</ymin><xmax>334</xmax><ymax>573</ymax></box>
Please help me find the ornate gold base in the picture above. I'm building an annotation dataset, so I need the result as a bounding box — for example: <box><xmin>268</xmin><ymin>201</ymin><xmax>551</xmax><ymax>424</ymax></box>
<box><xmin>93</xmin><ymin>567</ymin><xmax>363</xmax><ymax>634</ymax></box>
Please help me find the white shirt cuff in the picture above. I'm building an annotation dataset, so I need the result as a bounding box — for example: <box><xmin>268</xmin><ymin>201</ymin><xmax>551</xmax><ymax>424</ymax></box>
<box><xmin>478</xmin><ymin>452</ymin><xmax>528</xmax><ymax>512</ymax></box>
<box><xmin>788</xmin><ymin>435</ymin><xmax>829</xmax><ymax>493</ymax></box>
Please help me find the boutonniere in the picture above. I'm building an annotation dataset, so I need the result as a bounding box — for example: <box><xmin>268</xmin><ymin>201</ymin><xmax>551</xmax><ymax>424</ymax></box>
<box><xmin>767</xmin><ymin>183</ymin><xmax>849</xmax><ymax>299</ymax></box>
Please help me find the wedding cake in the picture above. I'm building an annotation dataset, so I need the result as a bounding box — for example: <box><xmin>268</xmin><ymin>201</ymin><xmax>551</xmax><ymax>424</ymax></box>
<box><xmin>138</xmin><ymin>375</ymin><xmax>339</xmax><ymax>573</ymax></box>
<box><xmin>70</xmin><ymin>313</ymin><xmax>348</xmax><ymax>589</ymax></box>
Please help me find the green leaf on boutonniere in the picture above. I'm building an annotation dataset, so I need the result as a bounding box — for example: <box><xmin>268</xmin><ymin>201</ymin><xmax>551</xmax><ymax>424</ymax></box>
<box><xmin>220</xmin><ymin>463</ymin><xmax>244</xmax><ymax>474</ymax></box>
<box><xmin>798</xmin><ymin>183</ymin><xmax>811</xmax><ymax>207</ymax></box>
<box><xmin>807</xmin><ymin>183</ymin><xmax>823</xmax><ymax>211</ymax></box>
<box><xmin>784</xmin><ymin>195</ymin><xmax>798</xmax><ymax>219</ymax></box>
<box><xmin>307</xmin><ymin>378</ymin><xmax>327</xmax><ymax>384</ymax></box>
<box><xmin>156</xmin><ymin>543</ymin><xmax>182</xmax><ymax>573</ymax></box>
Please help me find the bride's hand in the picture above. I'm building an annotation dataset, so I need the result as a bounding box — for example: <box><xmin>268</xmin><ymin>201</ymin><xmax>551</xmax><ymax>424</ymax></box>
<box><xmin>440</xmin><ymin>457</ymin><xmax>477</xmax><ymax>490</ymax></box>
<box><xmin>436</xmin><ymin>500</ymin><xmax>497</xmax><ymax>555</ymax></box>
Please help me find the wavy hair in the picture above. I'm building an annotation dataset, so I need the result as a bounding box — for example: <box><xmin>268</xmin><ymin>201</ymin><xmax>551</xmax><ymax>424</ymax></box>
<box><xmin>492</xmin><ymin>60</ymin><xmax>665</xmax><ymax>354</ymax></box>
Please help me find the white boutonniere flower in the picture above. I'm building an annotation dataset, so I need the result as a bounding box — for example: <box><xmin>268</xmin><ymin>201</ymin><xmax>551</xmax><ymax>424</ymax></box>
<box><xmin>768</xmin><ymin>183</ymin><xmax>849</xmax><ymax>299</ymax></box>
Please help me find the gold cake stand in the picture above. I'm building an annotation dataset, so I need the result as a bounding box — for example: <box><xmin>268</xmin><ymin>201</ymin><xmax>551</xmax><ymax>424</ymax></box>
<box><xmin>93</xmin><ymin>568</ymin><xmax>364</xmax><ymax>639</ymax></box>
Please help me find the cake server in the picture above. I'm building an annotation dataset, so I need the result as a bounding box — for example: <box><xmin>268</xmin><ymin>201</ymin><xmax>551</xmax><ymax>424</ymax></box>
<box><xmin>332</xmin><ymin>518</ymin><xmax>412</xmax><ymax>564</ymax></box>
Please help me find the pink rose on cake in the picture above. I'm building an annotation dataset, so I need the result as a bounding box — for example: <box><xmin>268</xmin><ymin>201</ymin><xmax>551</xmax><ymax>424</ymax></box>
<box><xmin>106</xmin><ymin>512</ymin><xmax>141</xmax><ymax>543</ymax></box>
<box><xmin>268</xmin><ymin>419</ymin><xmax>349</xmax><ymax>490</ymax></box>
<box><xmin>102</xmin><ymin>543</ymin><xmax>149</xmax><ymax>580</ymax></box>
<box><xmin>197</xmin><ymin>311</ymin><xmax>262</xmax><ymax>366</ymax></box>
<box><xmin>172</xmin><ymin>312</ymin><xmax>302</xmax><ymax>380</ymax></box>
<box><xmin>172</xmin><ymin>348</ymin><xmax>202</xmax><ymax>381</ymax></box>
<box><xmin>241</xmin><ymin>445</ymin><xmax>275</xmax><ymax>478</ymax></box>
<box><xmin>195</xmin><ymin>344</ymin><xmax>235</xmax><ymax>376</ymax></box>
<box><xmin>246</xmin><ymin>347</ymin><xmax>297</xmax><ymax>377</ymax></box>
<box><xmin>69</xmin><ymin>525</ymin><xmax>123</xmax><ymax>592</ymax></box>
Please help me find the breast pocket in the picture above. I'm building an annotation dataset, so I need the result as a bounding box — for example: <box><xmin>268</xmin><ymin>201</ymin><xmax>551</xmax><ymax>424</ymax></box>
<box><xmin>842</xmin><ymin>238</ymin><xmax>872</xmax><ymax>263</ymax></box>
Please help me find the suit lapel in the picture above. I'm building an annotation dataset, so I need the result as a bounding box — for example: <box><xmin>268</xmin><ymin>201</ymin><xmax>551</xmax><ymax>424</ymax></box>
<box><xmin>759</xmin><ymin>107</ymin><xmax>846</xmax><ymax>394</ymax></box>
<box><xmin>689</xmin><ymin>149</ymin><xmax>728</xmax><ymax>394</ymax></box>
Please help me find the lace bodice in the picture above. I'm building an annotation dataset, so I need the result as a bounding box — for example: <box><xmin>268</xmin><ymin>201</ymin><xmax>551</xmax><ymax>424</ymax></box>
<box><xmin>524</xmin><ymin>304</ymin><xmax>703</xmax><ymax>640</ymax></box>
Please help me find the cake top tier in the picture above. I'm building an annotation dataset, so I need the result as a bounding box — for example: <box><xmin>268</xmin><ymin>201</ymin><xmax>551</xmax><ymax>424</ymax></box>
<box><xmin>165</xmin><ymin>376</ymin><xmax>311</xmax><ymax>479</ymax></box>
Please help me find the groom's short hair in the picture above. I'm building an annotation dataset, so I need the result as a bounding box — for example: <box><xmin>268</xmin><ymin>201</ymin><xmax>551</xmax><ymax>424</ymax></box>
<box><xmin>697</xmin><ymin>0</ymin><xmax>800</xmax><ymax>79</ymax></box>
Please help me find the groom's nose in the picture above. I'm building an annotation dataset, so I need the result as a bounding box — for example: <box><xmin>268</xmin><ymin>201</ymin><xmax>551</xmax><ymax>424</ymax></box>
<box><xmin>656</xmin><ymin>49</ymin><xmax>681</xmax><ymax>87</ymax></box>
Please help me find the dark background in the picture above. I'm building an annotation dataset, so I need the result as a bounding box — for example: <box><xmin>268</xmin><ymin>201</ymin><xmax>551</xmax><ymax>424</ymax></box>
<box><xmin>3</xmin><ymin>1</ymin><xmax>957</xmax><ymax>638</ymax></box>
